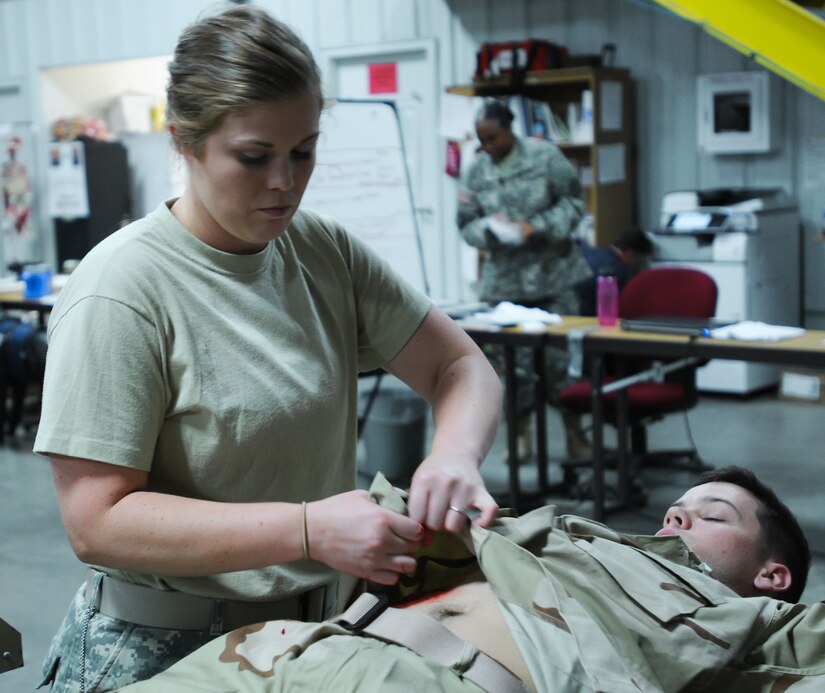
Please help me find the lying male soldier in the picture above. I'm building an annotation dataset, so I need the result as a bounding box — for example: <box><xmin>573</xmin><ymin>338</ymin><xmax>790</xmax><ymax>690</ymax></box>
<box><xmin>120</xmin><ymin>466</ymin><xmax>820</xmax><ymax>692</ymax></box>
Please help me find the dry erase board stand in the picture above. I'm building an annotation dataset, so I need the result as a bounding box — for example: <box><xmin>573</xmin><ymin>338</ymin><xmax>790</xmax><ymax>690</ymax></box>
<box><xmin>302</xmin><ymin>99</ymin><xmax>430</xmax><ymax>296</ymax></box>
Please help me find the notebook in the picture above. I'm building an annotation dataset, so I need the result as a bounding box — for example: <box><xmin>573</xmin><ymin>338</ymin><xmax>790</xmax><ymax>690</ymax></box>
<box><xmin>620</xmin><ymin>316</ymin><xmax>736</xmax><ymax>337</ymax></box>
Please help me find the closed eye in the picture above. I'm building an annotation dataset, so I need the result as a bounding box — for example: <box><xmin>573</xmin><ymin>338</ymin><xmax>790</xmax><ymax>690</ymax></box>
<box><xmin>238</xmin><ymin>154</ymin><xmax>268</xmax><ymax>166</ymax></box>
<box><xmin>702</xmin><ymin>517</ymin><xmax>723</xmax><ymax>522</ymax></box>
<box><xmin>291</xmin><ymin>148</ymin><xmax>315</xmax><ymax>161</ymax></box>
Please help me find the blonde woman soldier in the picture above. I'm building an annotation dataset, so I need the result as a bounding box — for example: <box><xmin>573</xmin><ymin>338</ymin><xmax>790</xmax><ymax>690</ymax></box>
<box><xmin>35</xmin><ymin>5</ymin><xmax>501</xmax><ymax>691</ymax></box>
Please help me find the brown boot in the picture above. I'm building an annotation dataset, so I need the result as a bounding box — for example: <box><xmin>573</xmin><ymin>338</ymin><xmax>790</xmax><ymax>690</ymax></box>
<box><xmin>517</xmin><ymin>416</ymin><xmax>532</xmax><ymax>464</ymax></box>
<box><xmin>563</xmin><ymin>412</ymin><xmax>592</xmax><ymax>459</ymax></box>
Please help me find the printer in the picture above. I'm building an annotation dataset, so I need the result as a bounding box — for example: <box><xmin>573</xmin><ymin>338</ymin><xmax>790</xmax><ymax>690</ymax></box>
<box><xmin>651</xmin><ymin>188</ymin><xmax>800</xmax><ymax>394</ymax></box>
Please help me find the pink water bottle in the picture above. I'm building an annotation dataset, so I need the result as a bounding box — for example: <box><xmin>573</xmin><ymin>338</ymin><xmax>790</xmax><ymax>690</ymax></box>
<box><xmin>597</xmin><ymin>274</ymin><xmax>619</xmax><ymax>327</ymax></box>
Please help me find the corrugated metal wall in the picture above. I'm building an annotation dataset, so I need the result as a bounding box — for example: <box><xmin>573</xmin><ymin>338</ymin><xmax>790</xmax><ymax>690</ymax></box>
<box><xmin>2</xmin><ymin>0</ymin><xmax>824</xmax><ymax>318</ymax></box>
<box><xmin>443</xmin><ymin>0</ymin><xmax>825</xmax><ymax>322</ymax></box>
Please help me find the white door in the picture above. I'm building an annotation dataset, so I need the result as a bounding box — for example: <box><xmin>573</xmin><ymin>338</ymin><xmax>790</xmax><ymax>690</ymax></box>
<box><xmin>322</xmin><ymin>41</ymin><xmax>450</xmax><ymax>299</ymax></box>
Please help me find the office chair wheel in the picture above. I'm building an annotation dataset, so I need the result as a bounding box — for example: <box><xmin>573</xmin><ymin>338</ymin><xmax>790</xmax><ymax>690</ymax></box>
<box><xmin>626</xmin><ymin>484</ymin><xmax>648</xmax><ymax>509</ymax></box>
<box><xmin>641</xmin><ymin>451</ymin><xmax>712</xmax><ymax>474</ymax></box>
<box><xmin>562</xmin><ymin>464</ymin><xmax>581</xmax><ymax>491</ymax></box>
<box><xmin>565</xmin><ymin>472</ymin><xmax>647</xmax><ymax>508</ymax></box>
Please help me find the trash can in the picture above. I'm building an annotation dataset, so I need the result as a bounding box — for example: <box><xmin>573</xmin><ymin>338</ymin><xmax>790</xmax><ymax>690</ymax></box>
<box><xmin>360</xmin><ymin>386</ymin><xmax>428</xmax><ymax>487</ymax></box>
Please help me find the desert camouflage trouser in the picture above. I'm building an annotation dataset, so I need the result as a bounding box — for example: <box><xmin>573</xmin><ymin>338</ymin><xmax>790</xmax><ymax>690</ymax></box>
<box><xmin>483</xmin><ymin>291</ymin><xmax>580</xmax><ymax>415</ymax></box>
<box><xmin>39</xmin><ymin>572</ymin><xmax>214</xmax><ymax>693</ymax></box>
<box><xmin>121</xmin><ymin>631</ymin><xmax>487</xmax><ymax>693</ymax></box>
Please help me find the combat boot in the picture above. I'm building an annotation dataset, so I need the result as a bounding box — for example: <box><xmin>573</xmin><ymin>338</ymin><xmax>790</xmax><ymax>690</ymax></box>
<box><xmin>563</xmin><ymin>411</ymin><xmax>593</xmax><ymax>459</ymax></box>
<box><xmin>505</xmin><ymin>415</ymin><xmax>532</xmax><ymax>465</ymax></box>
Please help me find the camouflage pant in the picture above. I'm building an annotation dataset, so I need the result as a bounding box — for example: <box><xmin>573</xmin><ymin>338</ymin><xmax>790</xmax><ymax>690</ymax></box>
<box><xmin>483</xmin><ymin>291</ymin><xmax>580</xmax><ymax>416</ymax></box>
<box><xmin>119</xmin><ymin>631</ymin><xmax>487</xmax><ymax>693</ymax></box>
<box><xmin>39</xmin><ymin>572</ymin><xmax>214</xmax><ymax>693</ymax></box>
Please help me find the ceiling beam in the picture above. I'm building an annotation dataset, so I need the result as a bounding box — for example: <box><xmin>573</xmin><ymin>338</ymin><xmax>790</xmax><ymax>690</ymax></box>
<box><xmin>649</xmin><ymin>0</ymin><xmax>825</xmax><ymax>101</ymax></box>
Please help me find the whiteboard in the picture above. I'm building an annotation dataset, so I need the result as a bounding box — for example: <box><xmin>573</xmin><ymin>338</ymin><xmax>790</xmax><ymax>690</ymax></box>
<box><xmin>302</xmin><ymin>100</ymin><xmax>429</xmax><ymax>295</ymax></box>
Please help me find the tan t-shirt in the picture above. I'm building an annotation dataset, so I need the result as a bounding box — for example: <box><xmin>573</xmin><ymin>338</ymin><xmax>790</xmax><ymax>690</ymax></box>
<box><xmin>35</xmin><ymin>201</ymin><xmax>431</xmax><ymax>600</ymax></box>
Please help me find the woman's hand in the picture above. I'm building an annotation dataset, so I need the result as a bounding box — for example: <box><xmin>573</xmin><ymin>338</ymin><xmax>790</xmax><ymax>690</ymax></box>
<box><xmin>306</xmin><ymin>490</ymin><xmax>424</xmax><ymax>585</ymax></box>
<box><xmin>384</xmin><ymin>307</ymin><xmax>502</xmax><ymax>536</ymax></box>
<box><xmin>407</xmin><ymin>454</ymin><xmax>498</xmax><ymax>533</ymax></box>
<box><xmin>517</xmin><ymin>220</ymin><xmax>535</xmax><ymax>239</ymax></box>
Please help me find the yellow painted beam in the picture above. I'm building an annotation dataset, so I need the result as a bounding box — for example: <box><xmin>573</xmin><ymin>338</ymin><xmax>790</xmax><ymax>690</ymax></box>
<box><xmin>652</xmin><ymin>0</ymin><xmax>825</xmax><ymax>101</ymax></box>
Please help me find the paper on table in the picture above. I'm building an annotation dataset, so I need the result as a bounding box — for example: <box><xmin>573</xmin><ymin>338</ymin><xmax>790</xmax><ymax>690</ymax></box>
<box><xmin>486</xmin><ymin>216</ymin><xmax>524</xmax><ymax>245</ymax></box>
<box><xmin>466</xmin><ymin>301</ymin><xmax>562</xmax><ymax>326</ymax></box>
<box><xmin>709</xmin><ymin>321</ymin><xmax>805</xmax><ymax>342</ymax></box>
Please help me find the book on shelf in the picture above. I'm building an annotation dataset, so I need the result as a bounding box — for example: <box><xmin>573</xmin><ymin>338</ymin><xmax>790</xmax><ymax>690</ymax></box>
<box><xmin>548</xmin><ymin>108</ymin><xmax>571</xmax><ymax>143</ymax></box>
<box><xmin>507</xmin><ymin>96</ymin><xmax>531</xmax><ymax>138</ymax></box>
<box><xmin>500</xmin><ymin>96</ymin><xmax>584</xmax><ymax>145</ymax></box>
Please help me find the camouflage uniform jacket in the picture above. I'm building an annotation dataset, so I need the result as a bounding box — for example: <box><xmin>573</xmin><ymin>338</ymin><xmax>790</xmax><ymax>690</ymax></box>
<box><xmin>121</xmin><ymin>476</ymin><xmax>825</xmax><ymax>692</ymax></box>
<box><xmin>458</xmin><ymin>137</ymin><xmax>591</xmax><ymax>304</ymax></box>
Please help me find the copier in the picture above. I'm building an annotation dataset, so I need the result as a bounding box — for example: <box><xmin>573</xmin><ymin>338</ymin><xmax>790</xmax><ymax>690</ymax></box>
<box><xmin>651</xmin><ymin>188</ymin><xmax>800</xmax><ymax>394</ymax></box>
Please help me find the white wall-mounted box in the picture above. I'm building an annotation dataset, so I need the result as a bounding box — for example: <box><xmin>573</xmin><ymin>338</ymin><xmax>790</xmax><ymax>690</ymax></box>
<box><xmin>697</xmin><ymin>71</ymin><xmax>774</xmax><ymax>155</ymax></box>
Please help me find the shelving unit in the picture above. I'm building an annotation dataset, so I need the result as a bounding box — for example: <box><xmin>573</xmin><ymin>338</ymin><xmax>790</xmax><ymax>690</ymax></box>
<box><xmin>447</xmin><ymin>67</ymin><xmax>635</xmax><ymax>247</ymax></box>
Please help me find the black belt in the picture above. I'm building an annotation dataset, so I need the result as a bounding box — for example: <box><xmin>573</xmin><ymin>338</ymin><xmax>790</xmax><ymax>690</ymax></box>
<box><xmin>86</xmin><ymin>569</ymin><xmax>334</xmax><ymax>635</ymax></box>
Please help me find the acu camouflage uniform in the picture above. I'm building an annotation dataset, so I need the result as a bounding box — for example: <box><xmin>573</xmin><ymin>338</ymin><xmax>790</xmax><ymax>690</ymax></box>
<box><xmin>120</xmin><ymin>475</ymin><xmax>825</xmax><ymax>692</ymax></box>
<box><xmin>39</xmin><ymin>571</ymin><xmax>215</xmax><ymax>692</ymax></box>
<box><xmin>458</xmin><ymin>137</ymin><xmax>591</xmax><ymax>406</ymax></box>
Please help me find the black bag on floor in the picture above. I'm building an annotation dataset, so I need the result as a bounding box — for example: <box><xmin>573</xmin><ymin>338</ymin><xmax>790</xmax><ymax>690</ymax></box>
<box><xmin>0</xmin><ymin>317</ymin><xmax>47</xmax><ymax>441</ymax></box>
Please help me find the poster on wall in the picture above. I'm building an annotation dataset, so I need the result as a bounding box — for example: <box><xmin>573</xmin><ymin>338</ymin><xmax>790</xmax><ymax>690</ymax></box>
<box><xmin>368</xmin><ymin>62</ymin><xmax>398</xmax><ymax>94</ymax></box>
<box><xmin>0</xmin><ymin>123</ymin><xmax>38</xmax><ymax>265</ymax></box>
<box><xmin>46</xmin><ymin>140</ymin><xmax>89</xmax><ymax>219</ymax></box>
<box><xmin>802</xmin><ymin>136</ymin><xmax>825</xmax><ymax>193</ymax></box>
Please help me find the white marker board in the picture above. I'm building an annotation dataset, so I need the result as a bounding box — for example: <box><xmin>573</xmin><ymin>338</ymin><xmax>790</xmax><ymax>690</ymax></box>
<box><xmin>302</xmin><ymin>100</ymin><xmax>429</xmax><ymax>295</ymax></box>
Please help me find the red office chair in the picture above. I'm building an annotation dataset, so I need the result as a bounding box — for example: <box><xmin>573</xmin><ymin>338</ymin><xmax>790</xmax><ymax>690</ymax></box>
<box><xmin>559</xmin><ymin>267</ymin><xmax>718</xmax><ymax>481</ymax></box>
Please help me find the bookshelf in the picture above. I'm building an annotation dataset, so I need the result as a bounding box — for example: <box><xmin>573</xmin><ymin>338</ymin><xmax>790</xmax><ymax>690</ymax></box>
<box><xmin>447</xmin><ymin>67</ymin><xmax>635</xmax><ymax>247</ymax></box>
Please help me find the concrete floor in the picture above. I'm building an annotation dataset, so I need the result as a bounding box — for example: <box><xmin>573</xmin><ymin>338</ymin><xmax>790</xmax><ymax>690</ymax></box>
<box><xmin>2</xmin><ymin>389</ymin><xmax>824</xmax><ymax>690</ymax></box>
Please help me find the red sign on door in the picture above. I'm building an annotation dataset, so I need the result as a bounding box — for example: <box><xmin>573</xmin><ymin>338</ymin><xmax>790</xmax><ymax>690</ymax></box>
<box><xmin>368</xmin><ymin>62</ymin><xmax>398</xmax><ymax>94</ymax></box>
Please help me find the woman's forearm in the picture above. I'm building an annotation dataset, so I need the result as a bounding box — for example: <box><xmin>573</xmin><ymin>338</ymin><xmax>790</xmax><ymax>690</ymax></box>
<box><xmin>52</xmin><ymin>455</ymin><xmax>423</xmax><ymax>584</ymax></box>
<box><xmin>427</xmin><ymin>350</ymin><xmax>502</xmax><ymax>467</ymax></box>
<box><xmin>386</xmin><ymin>309</ymin><xmax>502</xmax><ymax>468</ymax></box>
<box><xmin>527</xmin><ymin>195</ymin><xmax>585</xmax><ymax>241</ymax></box>
<box><xmin>58</xmin><ymin>482</ymin><xmax>304</xmax><ymax>576</ymax></box>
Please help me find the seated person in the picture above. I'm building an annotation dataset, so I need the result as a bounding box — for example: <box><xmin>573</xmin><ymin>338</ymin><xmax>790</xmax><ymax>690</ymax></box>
<box><xmin>575</xmin><ymin>229</ymin><xmax>653</xmax><ymax>316</ymax></box>
<box><xmin>120</xmin><ymin>466</ymin><xmax>818</xmax><ymax>692</ymax></box>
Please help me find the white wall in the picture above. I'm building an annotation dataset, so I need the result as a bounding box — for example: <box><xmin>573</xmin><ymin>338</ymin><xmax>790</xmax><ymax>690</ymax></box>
<box><xmin>40</xmin><ymin>56</ymin><xmax>170</xmax><ymax>127</ymax></box>
<box><xmin>2</xmin><ymin>0</ymin><xmax>824</xmax><ymax>316</ymax></box>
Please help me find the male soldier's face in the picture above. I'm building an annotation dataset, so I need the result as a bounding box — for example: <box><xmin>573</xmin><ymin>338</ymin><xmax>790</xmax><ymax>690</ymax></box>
<box><xmin>657</xmin><ymin>481</ymin><xmax>769</xmax><ymax>597</ymax></box>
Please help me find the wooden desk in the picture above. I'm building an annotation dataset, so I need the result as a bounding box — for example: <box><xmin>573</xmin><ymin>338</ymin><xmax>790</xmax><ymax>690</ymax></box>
<box><xmin>461</xmin><ymin>317</ymin><xmax>594</xmax><ymax>509</ymax></box>
<box><xmin>0</xmin><ymin>294</ymin><xmax>56</xmax><ymax>328</ymax></box>
<box><xmin>584</xmin><ymin>323</ymin><xmax>825</xmax><ymax>521</ymax></box>
<box><xmin>464</xmin><ymin>316</ymin><xmax>825</xmax><ymax>519</ymax></box>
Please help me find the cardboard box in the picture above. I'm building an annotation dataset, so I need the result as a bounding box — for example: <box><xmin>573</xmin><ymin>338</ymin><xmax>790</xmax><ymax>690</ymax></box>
<box><xmin>106</xmin><ymin>93</ymin><xmax>154</xmax><ymax>134</ymax></box>
<box><xmin>779</xmin><ymin>368</ymin><xmax>825</xmax><ymax>405</ymax></box>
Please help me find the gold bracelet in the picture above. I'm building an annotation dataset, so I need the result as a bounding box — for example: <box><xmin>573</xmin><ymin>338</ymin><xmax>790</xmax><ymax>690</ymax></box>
<box><xmin>301</xmin><ymin>501</ymin><xmax>310</xmax><ymax>560</ymax></box>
